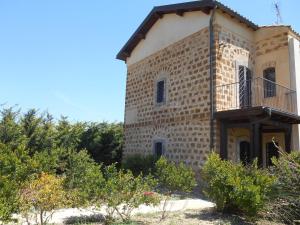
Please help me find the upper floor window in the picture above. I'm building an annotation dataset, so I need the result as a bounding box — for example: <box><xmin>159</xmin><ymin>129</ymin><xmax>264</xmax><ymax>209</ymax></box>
<box><xmin>156</xmin><ymin>79</ymin><xmax>166</xmax><ymax>104</ymax></box>
<box><xmin>263</xmin><ymin>67</ymin><xmax>276</xmax><ymax>98</ymax></box>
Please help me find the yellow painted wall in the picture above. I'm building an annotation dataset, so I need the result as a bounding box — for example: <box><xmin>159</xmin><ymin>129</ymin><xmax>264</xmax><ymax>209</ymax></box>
<box><xmin>227</xmin><ymin>127</ymin><xmax>284</xmax><ymax>167</ymax></box>
<box><xmin>254</xmin><ymin>27</ymin><xmax>291</xmax><ymax>88</ymax></box>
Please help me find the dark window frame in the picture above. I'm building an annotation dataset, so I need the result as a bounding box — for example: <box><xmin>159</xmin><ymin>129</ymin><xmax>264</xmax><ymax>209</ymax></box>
<box><xmin>263</xmin><ymin>67</ymin><xmax>276</xmax><ymax>98</ymax></box>
<box><xmin>155</xmin><ymin>78</ymin><xmax>166</xmax><ymax>105</ymax></box>
<box><xmin>153</xmin><ymin>140</ymin><xmax>165</xmax><ymax>157</ymax></box>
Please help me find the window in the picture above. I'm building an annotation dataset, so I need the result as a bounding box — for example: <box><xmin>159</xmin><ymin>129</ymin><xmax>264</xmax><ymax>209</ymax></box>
<box><xmin>156</xmin><ymin>79</ymin><xmax>165</xmax><ymax>104</ymax></box>
<box><xmin>263</xmin><ymin>67</ymin><xmax>276</xmax><ymax>98</ymax></box>
<box><xmin>154</xmin><ymin>141</ymin><xmax>164</xmax><ymax>157</ymax></box>
<box><xmin>238</xmin><ymin>65</ymin><xmax>252</xmax><ymax>108</ymax></box>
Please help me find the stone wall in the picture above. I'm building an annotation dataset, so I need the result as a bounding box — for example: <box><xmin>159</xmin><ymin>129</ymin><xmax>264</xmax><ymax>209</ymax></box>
<box><xmin>213</xmin><ymin>23</ymin><xmax>255</xmax><ymax>156</ymax></box>
<box><xmin>214</xmin><ymin>23</ymin><xmax>255</xmax><ymax>112</ymax></box>
<box><xmin>124</xmin><ymin>27</ymin><xmax>211</xmax><ymax>168</ymax></box>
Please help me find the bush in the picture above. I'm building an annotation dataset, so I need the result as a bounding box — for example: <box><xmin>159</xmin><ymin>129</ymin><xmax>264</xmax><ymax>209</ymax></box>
<box><xmin>264</xmin><ymin>150</ymin><xmax>300</xmax><ymax>224</ymax></box>
<box><xmin>155</xmin><ymin>157</ymin><xmax>196</xmax><ymax>220</ymax></box>
<box><xmin>122</xmin><ymin>154</ymin><xmax>158</xmax><ymax>176</ymax></box>
<box><xmin>98</xmin><ymin>164</ymin><xmax>159</xmax><ymax>224</ymax></box>
<box><xmin>155</xmin><ymin>157</ymin><xmax>196</xmax><ymax>194</ymax></box>
<box><xmin>0</xmin><ymin>143</ymin><xmax>36</xmax><ymax>222</ymax></box>
<box><xmin>202</xmin><ymin>153</ymin><xmax>275</xmax><ymax>217</ymax></box>
<box><xmin>62</xmin><ymin>149</ymin><xmax>105</xmax><ymax>206</ymax></box>
<box><xmin>19</xmin><ymin>173</ymin><xmax>68</xmax><ymax>225</ymax></box>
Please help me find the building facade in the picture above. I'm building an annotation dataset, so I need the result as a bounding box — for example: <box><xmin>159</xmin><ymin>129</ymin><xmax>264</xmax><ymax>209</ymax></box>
<box><xmin>117</xmin><ymin>0</ymin><xmax>300</xmax><ymax>169</ymax></box>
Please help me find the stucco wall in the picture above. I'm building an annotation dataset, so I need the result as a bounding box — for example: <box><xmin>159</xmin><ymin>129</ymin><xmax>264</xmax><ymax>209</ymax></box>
<box><xmin>127</xmin><ymin>11</ymin><xmax>210</xmax><ymax>66</ymax></box>
<box><xmin>254</xmin><ymin>27</ymin><xmax>291</xmax><ymax>88</ymax></box>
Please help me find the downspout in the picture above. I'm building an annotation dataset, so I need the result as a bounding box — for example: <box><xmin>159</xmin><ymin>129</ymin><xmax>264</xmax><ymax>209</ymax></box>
<box><xmin>209</xmin><ymin>4</ymin><xmax>217</xmax><ymax>151</ymax></box>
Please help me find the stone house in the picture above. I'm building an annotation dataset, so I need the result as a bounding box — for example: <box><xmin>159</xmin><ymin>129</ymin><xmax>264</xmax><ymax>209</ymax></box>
<box><xmin>117</xmin><ymin>0</ymin><xmax>300</xmax><ymax>168</ymax></box>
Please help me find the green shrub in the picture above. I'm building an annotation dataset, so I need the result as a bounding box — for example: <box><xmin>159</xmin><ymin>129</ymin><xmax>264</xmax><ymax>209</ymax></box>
<box><xmin>264</xmin><ymin>150</ymin><xmax>300</xmax><ymax>224</ymax></box>
<box><xmin>19</xmin><ymin>173</ymin><xmax>68</xmax><ymax>225</ymax></box>
<box><xmin>155</xmin><ymin>157</ymin><xmax>196</xmax><ymax>220</ymax></box>
<box><xmin>98</xmin><ymin>164</ymin><xmax>159</xmax><ymax>224</ymax></box>
<box><xmin>62</xmin><ymin>149</ymin><xmax>105</xmax><ymax>206</ymax></box>
<box><xmin>122</xmin><ymin>154</ymin><xmax>158</xmax><ymax>176</ymax></box>
<box><xmin>202</xmin><ymin>152</ymin><xmax>275</xmax><ymax>217</ymax></box>
<box><xmin>155</xmin><ymin>157</ymin><xmax>196</xmax><ymax>193</ymax></box>
<box><xmin>0</xmin><ymin>143</ymin><xmax>37</xmax><ymax>222</ymax></box>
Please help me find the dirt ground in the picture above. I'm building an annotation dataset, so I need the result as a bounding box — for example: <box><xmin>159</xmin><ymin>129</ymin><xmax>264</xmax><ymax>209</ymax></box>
<box><xmin>64</xmin><ymin>208</ymin><xmax>283</xmax><ymax>225</ymax></box>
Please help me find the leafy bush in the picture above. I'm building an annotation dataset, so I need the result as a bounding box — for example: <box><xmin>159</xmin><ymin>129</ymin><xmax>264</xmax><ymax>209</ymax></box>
<box><xmin>19</xmin><ymin>173</ymin><xmax>68</xmax><ymax>225</ymax></box>
<box><xmin>155</xmin><ymin>157</ymin><xmax>196</xmax><ymax>193</ymax></box>
<box><xmin>202</xmin><ymin>153</ymin><xmax>275</xmax><ymax>217</ymax></box>
<box><xmin>0</xmin><ymin>143</ymin><xmax>36</xmax><ymax>221</ymax></box>
<box><xmin>122</xmin><ymin>154</ymin><xmax>158</xmax><ymax>176</ymax></box>
<box><xmin>99</xmin><ymin>164</ymin><xmax>159</xmax><ymax>224</ymax></box>
<box><xmin>0</xmin><ymin>106</ymin><xmax>124</xmax><ymax>222</ymax></box>
<box><xmin>264</xmin><ymin>150</ymin><xmax>300</xmax><ymax>224</ymax></box>
<box><xmin>155</xmin><ymin>157</ymin><xmax>196</xmax><ymax>220</ymax></box>
<box><xmin>62</xmin><ymin>149</ymin><xmax>105</xmax><ymax>206</ymax></box>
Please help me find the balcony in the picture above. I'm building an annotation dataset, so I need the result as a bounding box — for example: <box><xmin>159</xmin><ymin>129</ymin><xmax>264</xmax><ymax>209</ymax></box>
<box><xmin>215</xmin><ymin>77</ymin><xmax>297</xmax><ymax>115</ymax></box>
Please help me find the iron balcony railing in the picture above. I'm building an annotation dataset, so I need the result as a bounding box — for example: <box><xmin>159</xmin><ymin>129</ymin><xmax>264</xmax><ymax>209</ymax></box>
<box><xmin>215</xmin><ymin>77</ymin><xmax>297</xmax><ymax>114</ymax></box>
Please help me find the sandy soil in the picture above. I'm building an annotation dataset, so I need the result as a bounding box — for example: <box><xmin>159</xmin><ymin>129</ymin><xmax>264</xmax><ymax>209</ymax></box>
<box><xmin>63</xmin><ymin>208</ymin><xmax>283</xmax><ymax>225</ymax></box>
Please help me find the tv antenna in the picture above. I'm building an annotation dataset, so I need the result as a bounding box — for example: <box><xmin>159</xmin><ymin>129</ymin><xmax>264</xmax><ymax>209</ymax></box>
<box><xmin>273</xmin><ymin>1</ymin><xmax>283</xmax><ymax>24</ymax></box>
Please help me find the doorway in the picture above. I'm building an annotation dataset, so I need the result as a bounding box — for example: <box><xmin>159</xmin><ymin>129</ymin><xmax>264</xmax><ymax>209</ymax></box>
<box><xmin>266</xmin><ymin>142</ymin><xmax>279</xmax><ymax>166</ymax></box>
<box><xmin>239</xmin><ymin>141</ymin><xmax>251</xmax><ymax>165</ymax></box>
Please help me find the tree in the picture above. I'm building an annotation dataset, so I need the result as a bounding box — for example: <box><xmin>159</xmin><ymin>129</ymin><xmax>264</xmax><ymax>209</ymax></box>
<box><xmin>99</xmin><ymin>164</ymin><xmax>159</xmax><ymax>224</ymax></box>
<box><xmin>19</xmin><ymin>173</ymin><xmax>67</xmax><ymax>225</ymax></box>
<box><xmin>79</xmin><ymin>122</ymin><xmax>123</xmax><ymax>166</ymax></box>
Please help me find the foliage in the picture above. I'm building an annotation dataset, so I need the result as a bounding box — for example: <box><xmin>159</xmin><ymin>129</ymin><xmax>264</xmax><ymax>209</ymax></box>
<box><xmin>19</xmin><ymin>173</ymin><xmax>67</xmax><ymax>225</ymax></box>
<box><xmin>62</xmin><ymin>149</ymin><xmax>105</xmax><ymax>206</ymax></box>
<box><xmin>264</xmin><ymin>150</ymin><xmax>300</xmax><ymax>224</ymax></box>
<box><xmin>99</xmin><ymin>164</ymin><xmax>160</xmax><ymax>224</ymax></box>
<box><xmin>122</xmin><ymin>154</ymin><xmax>158</xmax><ymax>176</ymax></box>
<box><xmin>155</xmin><ymin>157</ymin><xmax>196</xmax><ymax>220</ymax></box>
<box><xmin>79</xmin><ymin>122</ymin><xmax>123</xmax><ymax>166</ymax></box>
<box><xmin>0</xmin><ymin>143</ymin><xmax>36</xmax><ymax>221</ymax></box>
<box><xmin>0</xmin><ymin>107</ymin><xmax>124</xmax><ymax>167</ymax></box>
<box><xmin>0</xmin><ymin>106</ymin><xmax>123</xmax><ymax>222</ymax></box>
<box><xmin>155</xmin><ymin>157</ymin><xmax>196</xmax><ymax>193</ymax></box>
<box><xmin>202</xmin><ymin>152</ymin><xmax>275</xmax><ymax>217</ymax></box>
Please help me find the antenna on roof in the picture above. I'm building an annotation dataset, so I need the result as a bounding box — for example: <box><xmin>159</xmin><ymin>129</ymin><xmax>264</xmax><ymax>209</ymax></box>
<box><xmin>273</xmin><ymin>1</ymin><xmax>283</xmax><ymax>24</ymax></box>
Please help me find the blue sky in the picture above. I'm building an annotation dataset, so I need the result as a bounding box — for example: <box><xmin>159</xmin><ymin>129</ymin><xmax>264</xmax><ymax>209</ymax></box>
<box><xmin>0</xmin><ymin>0</ymin><xmax>299</xmax><ymax>122</ymax></box>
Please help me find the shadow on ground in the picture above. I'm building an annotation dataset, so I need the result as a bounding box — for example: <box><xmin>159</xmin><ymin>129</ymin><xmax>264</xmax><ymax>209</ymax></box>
<box><xmin>185</xmin><ymin>208</ymin><xmax>253</xmax><ymax>225</ymax></box>
<box><xmin>64</xmin><ymin>213</ymin><xmax>105</xmax><ymax>224</ymax></box>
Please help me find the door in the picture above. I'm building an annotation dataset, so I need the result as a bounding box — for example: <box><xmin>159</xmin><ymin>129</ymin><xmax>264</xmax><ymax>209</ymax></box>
<box><xmin>240</xmin><ymin>141</ymin><xmax>251</xmax><ymax>165</ymax></box>
<box><xmin>239</xmin><ymin>65</ymin><xmax>252</xmax><ymax>108</ymax></box>
<box><xmin>266</xmin><ymin>142</ymin><xmax>279</xmax><ymax>166</ymax></box>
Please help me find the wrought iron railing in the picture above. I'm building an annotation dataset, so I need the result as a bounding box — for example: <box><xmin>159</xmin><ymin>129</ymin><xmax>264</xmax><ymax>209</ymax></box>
<box><xmin>215</xmin><ymin>77</ymin><xmax>297</xmax><ymax>114</ymax></box>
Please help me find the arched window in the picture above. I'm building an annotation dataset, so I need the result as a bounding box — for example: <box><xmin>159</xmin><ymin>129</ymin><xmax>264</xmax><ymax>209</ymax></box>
<box><xmin>155</xmin><ymin>77</ymin><xmax>167</xmax><ymax>105</ymax></box>
<box><xmin>263</xmin><ymin>67</ymin><xmax>276</xmax><ymax>98</ymax></box>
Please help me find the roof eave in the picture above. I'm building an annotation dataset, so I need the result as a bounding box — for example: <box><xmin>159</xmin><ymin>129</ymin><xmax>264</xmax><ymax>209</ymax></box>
<box><xmin>116</xmin><ymin>0</ymin><xmax>259</xmax><ymax>61</ymax></box>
